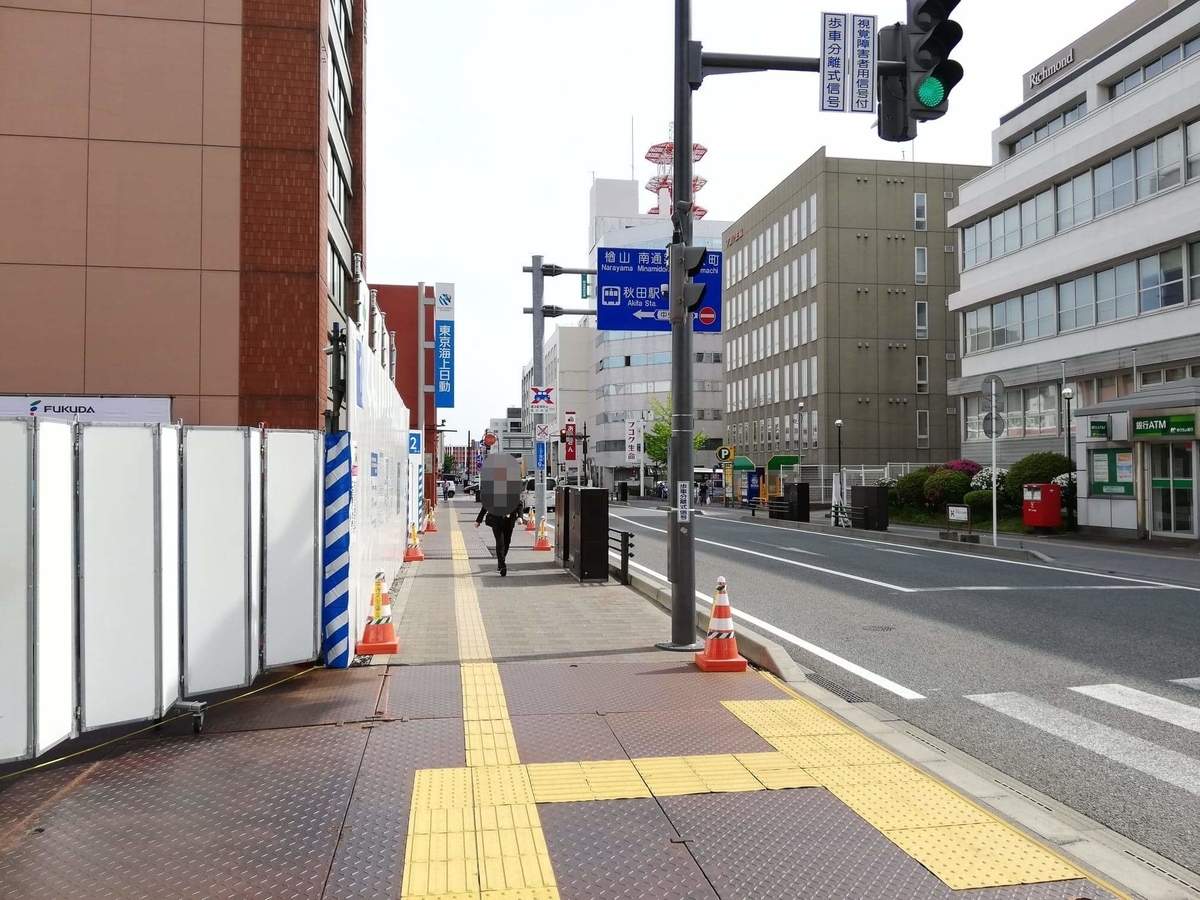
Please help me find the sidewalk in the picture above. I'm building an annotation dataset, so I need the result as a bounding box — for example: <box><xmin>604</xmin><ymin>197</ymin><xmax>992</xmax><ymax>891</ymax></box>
<box><xmin>0</xmin><ymin>499</ymin><xmax>1128</xmax><ymax>899</ymax></box>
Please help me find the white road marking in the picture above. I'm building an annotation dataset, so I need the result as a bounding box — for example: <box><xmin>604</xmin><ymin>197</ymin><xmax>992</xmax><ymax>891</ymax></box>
<box><xmin>611</xmin><ymin>514</ymin><xmax>916</xmax><ymax>594</ymax></box>
<box><xmin>723</xmin><ymin>518</ymin><xmax>1200</xmax><ymax>593</ymax></box>
<box><xmin>967</xmin><ymin>692</ymin><xmax>1200</xmax><ymax>796</ymax></box>
<box><xmin>905</xmin><ymin>585</ymin><xmax>1171</xmax><ymax>592</ymax></box>
<box><xmin>871</xmin><ymin>547</ymin><xmax>918</xmax><ymax>556</ymax></box>
<box><xmin>1070</xmin><ymin>684</ymin><xmax>1200</xmax><ymax>733</ymax></box>
<box><xmin>1172</xmin><ymin>677</ymin><xmax>1200</xmax><ymax>691</ymax></box>
<box><xmin>744</xmin><ymin>539</ymin><xmax>824</xmax><ymax>557</ymax></box>
<box><xmin>616</xmin><ymin>553</ymin><xmax>925</xmax><ymax>700</ymax></box>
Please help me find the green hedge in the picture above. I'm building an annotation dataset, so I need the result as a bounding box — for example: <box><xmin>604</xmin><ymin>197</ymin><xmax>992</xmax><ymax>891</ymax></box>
<box><xmin>1005</xmin><ymin>452</ymin><xmax>1071</xmax><ymax>508</ymax></box>
<box><xmin>924</xmin><ymin>469</ymin><xmax>972</xmax><ymax>508</ymax></box>
<box><xmin>963</xmin><ymin>490</ymin><xmax>994</xmax><ymax>521</ymax></box>
<box><xmin>896</xmin><ymin>469</ymin><xmax>933</xmax><ymax>508</ymax></box>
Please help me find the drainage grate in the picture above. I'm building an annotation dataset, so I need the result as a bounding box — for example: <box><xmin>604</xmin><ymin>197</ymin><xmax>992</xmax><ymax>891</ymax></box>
<box><xmin>993</xmin><ymin>779</ymin><xmax>1054</xmax><ymax>813</ymax></box>
<box><xmin>904</xmin><ymin>730</ymin><xmax>948</xmax><ymax>754</ymax></box>
<box><xmin>805</xmin><ymin>672</ymin><xmax>869</xmax><ymax>703</ymax></box>
<box><xmin>1124</xmin><ymin>850</ymin><xmax>1200</xmax><ymax>895</ymax></box>
<box><xmin>862</xmin><ymin>625</ymin><xmax>895</xmax><ymax>632</ymax></box>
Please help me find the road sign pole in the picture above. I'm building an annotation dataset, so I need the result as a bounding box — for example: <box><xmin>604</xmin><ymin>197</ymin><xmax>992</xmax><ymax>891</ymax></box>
<box><xmin>991</xmin><ymin>377</ymin><xmax>998</xmax><ymax>548</ymax></box>
<box><xmin>532</xmin><ymin>255</ymin><xmax>547</xmax><ymax>532</ymax></box>
<box><xmin>657</xmin><ymin>0</ymin><xmax>702</xmax><ymax>653</ymax></box>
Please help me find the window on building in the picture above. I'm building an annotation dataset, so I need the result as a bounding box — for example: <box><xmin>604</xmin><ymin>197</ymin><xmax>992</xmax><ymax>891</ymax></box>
<box><xmin>810</xmin><ymin>302</ymin><xmax>818</xmax><ymax>340</ymax></box>
<box><xmin>915</xmin><ymin>301</ymin><xmax>928</xmax><ymax>339</ymax></box>
<box><xmin>1188</xmin><ymin>35</ymin><xmax>1200</xmax><ymax>58</ymax></box>
<box><xmin>1141</xmin><ymin>370</ymin><xmax>1163</xmax><ymax>388</ymax></box>
<box><xmin>810</xmin><ymin>248</ymin><xmax>818</xmax><ymax>286</ymax></box>
<box><xmin>1190</xmin><ymin>242</ymin><xmax>1200</xmax><ymax>300</ymax></box>
<box><xmin>1095</xmin><ymin>151</ymin><xmax>1134</xmax><ymax>214</ymax></box>
<box><xmin>795</xmin><ymin>309</ymin><xmax>802</xmax><ymax>344</ymax></box>
<box><xmin>916</xmin><ymin>356</ymin><xmax>929</xmax><ymax>394</ymax></box>
<box><xmin>992</xmin><ymin>296</ymin><xmax>1021</xmax><ymax>347</ymax></box>
<box><xmin>1058</xmin><ymin>274</ymin><xmax>1095</xmax><ymax>332</ymax></box>
<box><xmin>784</xmin><ymin>365</ymin><xmax>791</xmax><ymax>401</ymax></box>
<box><xmin>914</xmin><ymin>193</ymin><xmax>927</xmax><ymax>231</ymax></box>
<box><xmin>1056</xmin><ymin>171</ymin><xmax>1093</xmax><ymax>231</ymax></box>
<box><xmin>1188</xmin><ymin>120</ymin><xmax>1200</xmax><ymax>181</ymax></box>
<box><xmin>793</xmin><ymin>206</ymin><xmax>801</xmax><ymax>240</ymax></box>
<box><xmin>810</xmin><ymin>355</ymin><xmax>818</xmax><ymax>395</ymax></box>
<box><xmin>773</xmin><ymin>320</ymin><xmax>780</xmax><ymax>355</ymax></box>
<box><xmin>1096</xmin><ymin>261</ymin><xmax>1137</xmax><ymax>323</ymax></box>
<box><xmin>915</xmin><ymin>247</ymin><xmax>928</xmax><ymax>285</ymax></box>
<box><xmin>800</xmin><ymin>201</ymin><xmax>808</xmax><ymax>240</ymax></box>
<box><xmin>800</xmin><ymin>254</ymin><xmax>808</xmax><ymax>292</ymax></box>
<box><xmin>1139</xmin><ymin>247</ymin><xmax>1185</xmax><ymax>312</ymax></box>
<box><xmin>965</xmin><ymin>306</ymin><xmax>991</xmax><ymax>353</ymax></box>
<box><xmin>1023</xmin><ymin>287</ymin><xmax>1056</xmax><ymax>339</ymax></box>
<box><xmin>917</xmin><ymin>409</ymin><xmax>930</xmax><ymax>448</ymax></box>
<box><xmin>783</xmin><ymin>314</ymin><xmax>791</xmax><ymax>350</ymax></box>
<box><xmin>990</xmin><ymin>211</ymin><xmax>1005</xmax><ymax>260</ymax></box>
<box><xmin>963</xmin><ymin>226</ymin><xmax>976</xmax><ymax>269</ymax></box>
<box><xmin>1028</xmin><ymin>384</ymin><xmax>1059</xmax><ymax>434</ymax></box>
<box><xmin>773</xmin><ymin>271</ymin><xmax>780</xmax><ymax>306</ymax></box>
<box><xmin>783</xmin><ymin>265</ymin><xmax>790</xmax><ymax>298</ymax></box>
<box><xmin>1166</xmin><ymin>366</ymin><xmax>1188</xmax><ymax>383</ymax></box>
<box><xmin>810</xmin><ymin>194</ymin><xmax>817</xmax><ymax>233</ymax></box>
<box><xmin>974</xmin><ymin>219</ymin><xmax>990</xmax><ymax>265</ymax></box>
<box><xmin>773</xmin><ymin>222</ymin><xmax>780</xmax><ymax>258</ymax></box>
<box><xmin>1003</xmin><ymin>204</ymin><xmax>1021</xmax><ymax>254</ymax></box>
<box><xmin>783</xmin><ymin>215</ymin><xmax>790</xmax><ymax>249</ymax></box>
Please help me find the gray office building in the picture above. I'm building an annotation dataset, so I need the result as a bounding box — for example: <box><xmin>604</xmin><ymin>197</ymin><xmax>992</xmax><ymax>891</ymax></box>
<box><xmin>722</xmin><ymin>148</ymin><xmax>987</xmax><ymax>468</ymax></box>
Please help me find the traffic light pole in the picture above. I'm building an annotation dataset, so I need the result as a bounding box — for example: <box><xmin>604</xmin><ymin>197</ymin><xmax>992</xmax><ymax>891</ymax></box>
<box><xmin>522</xmin><ymin>260</ymin><xmax>597</xmax><ymax>535</ymax></box>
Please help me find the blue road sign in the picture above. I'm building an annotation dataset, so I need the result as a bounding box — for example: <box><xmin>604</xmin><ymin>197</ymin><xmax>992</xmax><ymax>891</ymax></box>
<box><xmin>536</xmin><ymin>441</ymin><xmax>546</xmax><ymax>471</ymax></box>
<box><xmin>476</xmin><ymin>454</ymin><xmax>484</xmax><ymax>471</ymax></box>
<box><xmin>595</xmin><ymin>247</ymin><xmax>723</xmax><ymax>333</ymax></box>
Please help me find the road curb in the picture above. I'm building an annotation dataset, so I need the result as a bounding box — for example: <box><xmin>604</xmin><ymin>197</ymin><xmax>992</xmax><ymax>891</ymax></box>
<box><xmin>610</xmin><ymin>559</ymin><xmax>1192</xmax><ymax>899</ymax></box>
<box><xmin>735</xmin><ymin>514</ymin><xmax>1044</xmax><ymax>562</ymax></box>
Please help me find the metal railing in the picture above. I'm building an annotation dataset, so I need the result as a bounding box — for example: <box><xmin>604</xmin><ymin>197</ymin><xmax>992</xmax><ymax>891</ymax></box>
<box><xmin>607</xmin><ymin>528</ymin><xmax>635</xmax><ymax>585</ymax></box>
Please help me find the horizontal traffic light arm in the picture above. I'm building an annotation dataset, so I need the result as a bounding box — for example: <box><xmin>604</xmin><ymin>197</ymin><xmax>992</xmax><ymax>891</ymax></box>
<box><xmin>697</xmin><ymin>49</ymin><xmax>904</xmax><ymax>85</ymax></box>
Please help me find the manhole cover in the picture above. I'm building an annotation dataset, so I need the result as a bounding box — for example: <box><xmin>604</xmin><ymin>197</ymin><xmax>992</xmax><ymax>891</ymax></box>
<box><xmin>862</xmin><ymin>625</ymin><xmax>895</xmax><ymax>632</ymax></box>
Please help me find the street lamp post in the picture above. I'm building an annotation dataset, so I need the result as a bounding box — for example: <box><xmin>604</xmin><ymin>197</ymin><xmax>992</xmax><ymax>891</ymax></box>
<box><xmin>835</xmin><ymin>418</ymin><xmax>844</xmax><ymax>525</ymax></box>
<box><xmin>1062</xmin><ymin>386</ymin><xmax>1075</xmax><ymax>532</ymax></box>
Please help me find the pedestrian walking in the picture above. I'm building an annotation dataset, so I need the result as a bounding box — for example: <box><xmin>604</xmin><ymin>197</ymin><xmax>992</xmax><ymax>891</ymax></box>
<box><xmin>475</xmin><ymin>454</ymin><xmax>524</xmax><ymax>577</ymax></box>
<box><xmin>442</xmin><ymin>480</ymin><xmax>450</xmax><ymax>502</ymax></box>
<box><xmin>699</xmin><ymin>481</ymin><xmax>708</xmax><ymax>506</ymax></box>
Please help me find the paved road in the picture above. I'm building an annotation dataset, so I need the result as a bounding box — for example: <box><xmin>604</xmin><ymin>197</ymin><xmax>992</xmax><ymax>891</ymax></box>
<box><xmin>609</xmin><ymin>506</ymin><xmax>1200</xmax><ymax>876</ymax></box>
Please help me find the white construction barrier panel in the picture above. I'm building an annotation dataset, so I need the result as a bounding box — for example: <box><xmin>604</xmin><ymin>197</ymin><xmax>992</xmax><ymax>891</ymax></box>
<box><xmin>182</xmin><ymin>427</ymin><xmax>261</xmax><ymax>696</ymax></box>
<box><xmin>35</xmin><ymin>420</ymin><xmax>77</xmax><ymax>757</ymax></box>
<box><xmin>263</xmin><ymin>430</ymin><xmax>321</xmax><ymax>668</ymax></box>
<box><xmin>0</xmin><ymin>419</ymin><xmax>33</xmax><ymax>762</ymax></box>
<box><xmin>78</xmin><ymin>424</ymin><xmax>181</xmax><ymax>731</ymax></box>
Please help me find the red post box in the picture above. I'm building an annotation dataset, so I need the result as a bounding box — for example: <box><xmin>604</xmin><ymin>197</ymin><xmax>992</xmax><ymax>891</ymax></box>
<box><xmin>1022</xmin><ymin>483</ymin><xmax>1062</xmax><ymax>529</ymax></box>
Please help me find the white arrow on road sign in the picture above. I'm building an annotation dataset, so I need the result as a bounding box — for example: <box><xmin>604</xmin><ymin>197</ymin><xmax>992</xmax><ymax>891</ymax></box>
<box><xmin>633</xmin><ymin>310</ymin><xmax>657</xmax><ymax>320</ymax></box>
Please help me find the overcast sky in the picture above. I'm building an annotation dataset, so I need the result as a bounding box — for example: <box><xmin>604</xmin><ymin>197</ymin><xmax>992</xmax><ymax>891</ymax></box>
<box><xmin>365</xmin><ymin>0</ymin><xmax>1131</xmax><ymax>444</ymax></box>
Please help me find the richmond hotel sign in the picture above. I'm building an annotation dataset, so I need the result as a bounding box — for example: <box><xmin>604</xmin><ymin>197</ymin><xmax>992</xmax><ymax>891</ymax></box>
<box><xmin>1029</xmin><ymin>48</ymin><xmax>1076</xmax><ymax>89</ymax></box>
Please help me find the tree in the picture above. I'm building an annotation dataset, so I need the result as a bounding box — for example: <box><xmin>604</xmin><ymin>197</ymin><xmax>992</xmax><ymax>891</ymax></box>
<box><xmin>642</xmin><ymin>395</ymin><xmax>708</xmax><ymax>468</ymax></box>
<box><xmin>442</xmin><ymin>452</ymin><xmax>455</xmax><ymax>475</ymax></box>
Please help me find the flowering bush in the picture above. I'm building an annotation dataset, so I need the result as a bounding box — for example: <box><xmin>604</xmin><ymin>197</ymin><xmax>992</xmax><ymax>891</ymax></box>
<box><xmin>971</xmin><ymin>467</ymin><xmax>1007</xmax><ymax>492</ymax></box>
<box><xmin>875</xmin><ymin>476</ymin><xmax>898</xmax><ymax>489</ymax></box>
<box><xmin>923</xmin><ymin>469</ymin><xmax>972</xmax><ymax>508</ymax></box>
<box><xmin>1051</xmin><ymin>472</ymin><xmax>1076</xmax><ymax>487</ymax></box>
<box><xmin>942</xmin><ymin>458</ymin><xmax>983</xmax><ymax>477</ymax></box>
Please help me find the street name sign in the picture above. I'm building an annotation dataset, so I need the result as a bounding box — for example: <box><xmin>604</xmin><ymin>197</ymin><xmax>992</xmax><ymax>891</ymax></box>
<box><xmin>595</xmin><ymin>246</ymin><xmax>723</xmax><ymax>333</ymax></box>
<box><xmin>820</xmin><ymin>13</ymin><xmax>876</xmax><ymax>113</ymax></box>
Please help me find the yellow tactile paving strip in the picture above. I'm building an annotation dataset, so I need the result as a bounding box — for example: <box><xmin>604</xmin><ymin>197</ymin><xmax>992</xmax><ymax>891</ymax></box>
<box><xmin>723</xmin><ymin>696</ymin><xmax>1089</xmax><ymax>891</ymax></box>
<box><xmin>401</xmin><ymin>519</ymin><xmax>559</xmax><ymax>900</ymax></box>
<box><xmin>399</xmin><ymin>516</ymin><xmax>1121</xmax><ymax>898</ymax></box>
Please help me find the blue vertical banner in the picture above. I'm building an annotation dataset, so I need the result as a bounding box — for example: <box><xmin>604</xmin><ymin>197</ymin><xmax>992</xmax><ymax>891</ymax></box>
<box><xmin>434</xmin><ymin>282</ymin><xmax>455</xmax><ymax>409</ymax></box>
<box><xmin>322</xmin><ymin>432</ymin><xmax>352</xmax><ymax>668</ymax></box>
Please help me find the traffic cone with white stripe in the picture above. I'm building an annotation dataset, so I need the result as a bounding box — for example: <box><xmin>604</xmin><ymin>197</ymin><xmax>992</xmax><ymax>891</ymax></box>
<box><xmin>694</xmin><ymin>577</ymin><xmax>746</xmax><ymax>672</ymax></box>
<box><xmin>533</xmin><ymin>517</ymin><xmax>553</xmax><ymax>551</ymax></box>
<box><xmin>524</xmin><ymin>509</ymin><xmax>536</xmax><ymax>531</ymax></box>
<box><xmin>404</xmin><ymin>522</ymin><xmax>425</xmax><ymax>562</ymax></box>
<box><xmin>356</xmin><ymin>572</ymin><xmax>399</xmax><ymax>655</ymax></box>
<box><xmin>425</xmin><ymin>500</ymin><xmax>438</xmax><ymax>533</ymax></box>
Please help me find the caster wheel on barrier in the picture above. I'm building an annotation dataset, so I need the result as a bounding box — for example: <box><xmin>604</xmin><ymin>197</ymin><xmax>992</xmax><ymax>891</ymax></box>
<box><xmin>193</xmin><ymin>712</ymin><xmax>204</xmax><ymax>734</ymax></box>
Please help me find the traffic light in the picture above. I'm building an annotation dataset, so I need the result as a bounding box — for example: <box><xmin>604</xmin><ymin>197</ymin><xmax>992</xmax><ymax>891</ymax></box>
<box><xmin>877</xmin><ymin>23</ymin><xmax>911</xmax><ymax>142</ymax></box>
<box><xmin>668</xmin><ymin>243</ymin><xmax>709</xmax><ymax>323</ymax></box>
<box><xmin>559</xmin><ymin>428</ymin><xmax>567</xmax><ymax>444</ymax></box>
<box><xmin>905</xmin><ymin>0</ymin><xmax>963</xmax><ymax>122</ymax></box>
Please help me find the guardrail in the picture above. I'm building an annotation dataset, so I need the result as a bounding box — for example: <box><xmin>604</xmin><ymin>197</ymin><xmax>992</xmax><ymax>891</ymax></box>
<box><xmin>607</xmin><ymin>528</ymin><xmax>635</xmax><ymax>585</ymax></box>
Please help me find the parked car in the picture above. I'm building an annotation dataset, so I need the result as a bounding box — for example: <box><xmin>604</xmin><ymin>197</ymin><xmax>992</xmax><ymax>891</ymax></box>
<box><xmin>521</xmin><ymin>476</ymin><xmax>558</xmax><ymax>513</ymax></box>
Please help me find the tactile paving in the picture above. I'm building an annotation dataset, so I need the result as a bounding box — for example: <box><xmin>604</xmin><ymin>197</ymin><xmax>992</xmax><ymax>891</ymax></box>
<box><xmin>538</xmin><ymin>798</ymin><xmax>719</xmax><ymax>900</ymax></box>
<box><xmin>824</xmin><ymin>779</ymin><xmax>993</xmax><ymax>831</ymax></box>
<box><xmin>722</xmin><ymin>698</ymin><xmax>849</xmax><ymax>737</ymax></box>
<box><xmin>0</xmin><ymin>726</ymin><xmax>367</xmax><ymax>900</ymax></box>
<box><xmin>733</xmin><ymin>752</ymin><xmax>821</xmax><ymax>790</ymax></box>
<box><xmin>604</xmin><ymin>706</ymin><xmax>774</xmax><ymax>758</ymax></box>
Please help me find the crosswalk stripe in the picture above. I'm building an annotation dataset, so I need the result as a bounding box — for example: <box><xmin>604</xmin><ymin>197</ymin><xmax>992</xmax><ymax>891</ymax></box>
<box><xmin>966</xmin><ymin>691</ymin><xmax>1200</xmax><ymax>796</ymax></box>
<box><xmin>1171</xmin><ymin>677</ymin><xmax>1200</xmax><ymax>692</ymax></box>
<box><xmin>1070</xmin><ymin>683</ymin><xmax>1200</xmax><ymax>734</ymax></box>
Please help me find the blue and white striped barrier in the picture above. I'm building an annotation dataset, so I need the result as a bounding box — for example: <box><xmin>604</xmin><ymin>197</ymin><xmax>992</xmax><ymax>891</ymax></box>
<box><xmin>322</xmin><ymin>433</ymin><xmax>352</xmax><ymax>668</ymax></box>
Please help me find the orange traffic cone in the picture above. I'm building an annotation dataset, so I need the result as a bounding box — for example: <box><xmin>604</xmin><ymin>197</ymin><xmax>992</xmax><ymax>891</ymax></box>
<box><xmin>533</xmin><ymin>517</ymin><xmax>553</xmax><ymax>551</ymax></box>
<box><xmin>356</xmin><ymin>572</ymin><xmax>400</xmax><ymax>655</ymax></box>
<box><xmin>404</xmin><ymin>523</ymin><xmax>425</xmax><ymax>562</ymax></box>
<box><xmin>695</xmin><ymin>577</ymin><xmax>746</xmax><ymax>672</ymax></box>
<box><xmin>425</xmin><ymin>501</ymin><xmax>438</xmax><ymax>533</ymax></box>
<box><xmin>524</xmin><ymin>510</ymin><xmax>536</xmax><ymax>532</ymax></box>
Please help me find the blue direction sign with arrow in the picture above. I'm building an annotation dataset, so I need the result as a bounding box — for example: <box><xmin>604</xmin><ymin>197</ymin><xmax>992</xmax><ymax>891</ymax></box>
<box><xmin>595</xmin><ymin>246</ymin><xmax>723</xmax><ymax>333</ymax></box>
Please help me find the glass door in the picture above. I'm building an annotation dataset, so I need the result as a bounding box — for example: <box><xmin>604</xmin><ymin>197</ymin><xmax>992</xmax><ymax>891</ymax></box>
<box><xmin>1150</xmin><ymin>442</ymin><xmax>1195</xmax><ymax>535</ymax></box>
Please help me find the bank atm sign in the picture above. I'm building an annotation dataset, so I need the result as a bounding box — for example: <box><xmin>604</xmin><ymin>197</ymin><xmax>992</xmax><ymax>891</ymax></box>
<box><xmin>1133</xmin><ymin>414</ymin><xmax>1195</xmax><ymax>437</ymax></box>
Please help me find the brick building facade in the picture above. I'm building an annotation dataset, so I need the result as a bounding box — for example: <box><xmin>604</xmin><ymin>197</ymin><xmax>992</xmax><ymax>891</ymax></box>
<box><xmin>0</xmin><ymin>0</ymin><xmax>367</xmax><ymax>430</ymax></box>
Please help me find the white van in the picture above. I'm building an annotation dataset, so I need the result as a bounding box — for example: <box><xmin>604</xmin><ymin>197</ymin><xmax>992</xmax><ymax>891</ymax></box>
<box><xmin>521</xmin><ymin>476</ymin><xmax>558</xmax><ymax>513</ymax></box>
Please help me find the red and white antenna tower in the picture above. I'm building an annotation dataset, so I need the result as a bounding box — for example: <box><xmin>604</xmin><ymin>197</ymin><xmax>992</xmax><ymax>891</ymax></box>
<box><xmin>644</xmin><ymin>135</ymin><xmax>708</xmax><ymax>220</ymax></box>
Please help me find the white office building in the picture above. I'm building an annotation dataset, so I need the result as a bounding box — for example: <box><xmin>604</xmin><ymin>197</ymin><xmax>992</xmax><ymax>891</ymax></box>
<box><xmin>949</xmin><ymin>0</ymin><xmax>1200</xmax><ymax>538</ymax></box>
<box><xmin>584</xmin><ymin>178</ymin><xmax>730</xmax><ymax>486</ymax></box>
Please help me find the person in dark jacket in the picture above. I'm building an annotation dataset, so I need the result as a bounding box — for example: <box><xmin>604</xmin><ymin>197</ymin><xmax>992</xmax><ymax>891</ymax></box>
<box><xmin>476</xmin><ymin>494</ymin><xmax>519</xmax><ymax>576</ymax></box>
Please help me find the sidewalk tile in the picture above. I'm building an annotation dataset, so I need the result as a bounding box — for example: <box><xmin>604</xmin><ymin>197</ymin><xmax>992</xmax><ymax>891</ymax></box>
<box><xmin>605</xmin><ymin>706</ymin><xmax>773</xmax><ymax>758</ymax></box>
<box><xmin>511</xmin><ymin>714</ymin><xmax>627</xmax><ymax>764</ymax></box>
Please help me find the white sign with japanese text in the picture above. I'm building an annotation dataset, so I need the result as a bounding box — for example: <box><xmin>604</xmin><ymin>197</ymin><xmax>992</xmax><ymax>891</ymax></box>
<box><xmin>850</xmin><ymin>14</ymin><xmax>877</xmax><ymax>113</ymax></box>
<box><xmin>820</xmin><ymin>12</ymin><xmax>849</xmax><ymax>112</ymax></box>
<box><xmin>624</xmin><ymin>420</ymin><xmax>639</xmax><ymax>464</ymax></box>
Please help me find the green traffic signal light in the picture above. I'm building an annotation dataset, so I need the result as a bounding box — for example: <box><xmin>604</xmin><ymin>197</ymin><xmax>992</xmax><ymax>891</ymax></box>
<box><xmin>915</xmin><ymin>75</ymin><xmax>946</xmax><ymax>108</ymax></box>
